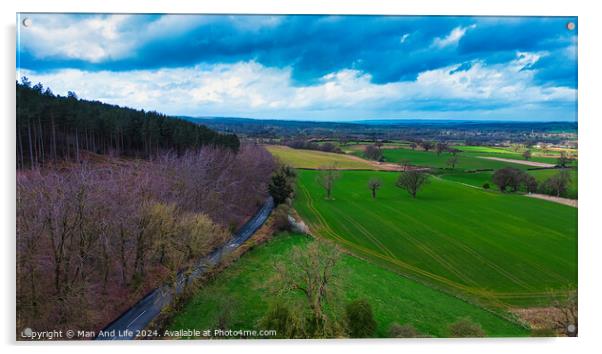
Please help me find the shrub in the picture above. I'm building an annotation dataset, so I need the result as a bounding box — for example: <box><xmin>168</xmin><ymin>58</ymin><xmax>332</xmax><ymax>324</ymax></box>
<box><xmin>538</xmin><ymin>170</ymin><xmax>571</xmax><ymax>198</ymax></box>
<box><xmin>482</xmin><ymin>183</ymin><xmax>490</xmax><ymax>190</ymax></box>
<box><xmin>492</xmin><ymin>167</ymin><xmax>537</xmax><ymax>193</ymax></box>
<box><xmin>531</xmin><ymin>328</ymin><xmax>558</xmax><ymax>337</ymax></box>
<box><xmin>271</xmin><ymin>204</ymin><xmax>292</xmax><ymax>232</ymax></box>
<box><xmin>389</xmin><ymin>323</ymin><xmax>420</xmax><ymax>338</ymax></box>
<box><xmin>492</xmin><ymin>167</ymin><xmax>523</xmax><ymax>192</ymax></box>
<box><xmin>448</xmin><ymin>317</ymin><xmax>485</xmax><ymax>337</ymax></box>
<box><xmin>345</xmin><ymin>299</ymin><xmax>377</xmax><ymax>338</ymax></box>
<box><xmin>261</xmin><ymin>303</ymin><xmax>298</xmax><ymax>339</ymax></box>
<box><xmin>523</xmin><ymin>174</ymin><xmax>538</xmax><ymax>193</ymax></box>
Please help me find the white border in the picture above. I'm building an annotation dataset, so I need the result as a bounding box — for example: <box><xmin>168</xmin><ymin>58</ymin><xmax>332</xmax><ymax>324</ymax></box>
<box><xmin>7</xmin><ymin>0</ymin><xmax>582</xmax><ymax>16</ymax></box>
<box><xmin>2</xmin><ymin>1</ymin><xmax>601</xmax><ymax>354</ymax></box>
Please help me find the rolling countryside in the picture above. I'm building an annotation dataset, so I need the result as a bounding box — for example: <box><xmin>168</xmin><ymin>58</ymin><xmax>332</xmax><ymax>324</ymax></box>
<box><xmin>294</xmin><ymin>169</ymin><xmax>577</xmax><ymax>307</ymax></box>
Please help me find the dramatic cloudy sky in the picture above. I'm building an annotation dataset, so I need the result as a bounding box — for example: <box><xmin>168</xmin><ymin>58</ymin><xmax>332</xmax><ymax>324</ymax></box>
<box><xmin>17</xmin><ymin>14</ymin><xmax>577</xmax><ymax>121</ymax></box>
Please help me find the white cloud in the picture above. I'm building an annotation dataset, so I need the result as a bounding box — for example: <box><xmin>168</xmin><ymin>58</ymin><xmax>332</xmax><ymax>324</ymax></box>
<box><xmin>19</xmin><ymin>53</ymin><xmax>576</xmax><ymax>120</ymax></box>
<box><xmin>20</xmin><ymin>14</ymin><xmax>136</xmax><ymax>62</ymax></box>
<box><xmin>399</xmin><ymin>33</ymin><xmax>410</xmax><ymax>43</ymax></box>
<box><xmin>411</xmin><ymin>53</ymin><xmax>566</xmax><ymax>105</ymax></box>
<box><xmin>18</xmin><ymin>14</ymin><xmax>288</xmax><ymax>63</ymax></box>
<box><xmin>432</xmin><ymin>24</ymin><xmax>476</xmax><ymax>48</ymax></box>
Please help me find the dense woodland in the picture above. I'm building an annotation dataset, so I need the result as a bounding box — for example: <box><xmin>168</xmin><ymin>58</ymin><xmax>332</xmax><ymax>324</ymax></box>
<box><xmin>16</xmin><ymin>78</ymin><xmax>239</xmax><ymax>168</ymax></box>
<box><xmin>16</xmin><ymin>78</ymin><xmax>276</xmax><ymax>334</ymax></box>
<box><xmin>17</xmin><ymin>146</ymin><xmax>275</xmax><ymax>333</ymax></box>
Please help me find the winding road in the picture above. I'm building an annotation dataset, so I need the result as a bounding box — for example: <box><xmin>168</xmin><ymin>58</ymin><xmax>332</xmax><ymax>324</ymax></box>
<box><xmin>95</xmin><ymin>197</ymin><xmax>274</xmax><ymax>340</ymax></box>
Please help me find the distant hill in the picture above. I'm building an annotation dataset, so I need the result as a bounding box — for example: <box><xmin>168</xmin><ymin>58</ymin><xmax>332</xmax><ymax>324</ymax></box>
<box><xmin>184</xmin><ymin>116</ymin><xmax>577</xmax><ymax>130</ymax></box>
<box><xmin>180</xmin><ymin>116</ymin><xmax>577</xmax><ymax>144</ymax></box>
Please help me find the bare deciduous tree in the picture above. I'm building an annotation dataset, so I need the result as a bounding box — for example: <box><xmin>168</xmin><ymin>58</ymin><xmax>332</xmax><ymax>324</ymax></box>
<box><xmin>539</xmin><ymin>170</ymin><xmax>572</xmax><ymax>197</ymax></box>
<box><xmin>367</xmin><ymin>178</ymin><xmax>382</xmax><ymax>199</ymax></box>
<box><xmin>399</xmin><ymin>159</ymin><xmax>411</xmax><ymax>171</ymax></box>
<box><xmin>551</xmin><ymin>290</ymin><xmax>577</xmax><ymax>337</ymax></box>
<box><xmin>557</xmin><ymin>151</ymin><xmax>573</xmax><ymax>168</ymax></box>
<box><xmin>396</xmin><ymin>170</ymin><xmax>429</xmax><ymax>199</ymax></box>
<box><xmin>421</xmin><ymin>141</ymin><xmax>434</xmax><ymax>152</ymax></box>
<box><xmin>447</xmin><ymin>155</ymin><xmax>459</xmax><ymax>169</ymax></box>
<box><xmin>16</xmin><ymin>144</ymin><xmax>274</xmax><ymax>333</ymax></box>
<box><xmin>364</xmin><ymin>145</ymin><xmax>383</xmax><ymax>161</ymax></box>
<box><xmin>435</xmin><ymin>142</ymin><xmax>448</xmax><ymax>156</ymax></box>
<box><xmin>270</xmin><ymin>239</ymin><xmax>343</xmax><ymax>338</ymax></box>
<box><xmin>316</xmin><ymin>164</ymin><xmax>340</xmax><ymax>200</ymax></box>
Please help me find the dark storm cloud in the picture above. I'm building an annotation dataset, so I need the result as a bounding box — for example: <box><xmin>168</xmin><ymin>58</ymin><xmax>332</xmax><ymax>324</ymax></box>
<box><xmin>18</xmin><ymin>15</ymin><xmax>577</xmax><ymax>88</ymax></box>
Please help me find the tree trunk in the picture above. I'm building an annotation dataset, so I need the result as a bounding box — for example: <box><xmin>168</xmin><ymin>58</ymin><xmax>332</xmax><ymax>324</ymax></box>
<box><xmin>29</xmin><ymin>263</ymin><xmax>38</xmax><ymax>317</ymax></box>
<box><xmin>27</xmin><ymin>120</ymin><xmax>34</xmax><ymax>168</ymax></box>
<box><xmin>75</xmin><ymin>128</ymin><xmax>80</xmax><ymax>162</ymax></box>
<box><xmin>17</xmin><ymin>129</ymin><xmax>24</xmax><ymax>168</ymax></box>
<box><xmin>51</xmin><ymin>116</ymin><xmax>57</xmax><ymax>160</ymax></box>
<box><xmin>119</xmin><ymin>225</ymin><xmax>128</xmax><ymax>285</ymax></box>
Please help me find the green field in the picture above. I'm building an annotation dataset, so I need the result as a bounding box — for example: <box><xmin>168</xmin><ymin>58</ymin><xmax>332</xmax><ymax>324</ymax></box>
<box><xmin>529</xmin><ymin>169</ymin><xmax>579</xmax><ymax>199</ymax></box>
<box><xmin>380</xmin><ymin>148</ymin><xmax>510</xmax><ymax>170</ymax></box>
<box><xmin>169</xmin><ymin>233</ymin><xmax>529</xmax><ymax>337</ymax></box>
<box><xmin>294</xmin><ymin>169</ymin><xmax>577</xmax><ymax>307</ymax></box>
<box><xmin>454</xmin><ymin>145</ymin><xmax>573</xmax><ymax>165</ymax></box>
<box><xmin>379</xmin><ymin>147</ymin><xmax>562</xmax><ymax>171</ymax></box>
<box><xmin>440</xmin><ymin>168</ymin><xmax>578</xmax><ymax>199</ymax></box>
<box><xmin>266</xmin><ymin>145</ymin><xmax>379</xmax><ymax>169</ymax></box>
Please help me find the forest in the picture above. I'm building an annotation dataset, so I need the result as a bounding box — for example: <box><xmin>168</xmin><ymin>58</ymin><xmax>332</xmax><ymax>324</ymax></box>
<box><xmin>16</xmin><ymin>78</ymin><xmax>276</xmax><ymax>334</ymax></box>
<box><xmin>17</xmin><ymin>146</ymin><xmax>275</xmax><ymax>333</ymax></box>
<box><xmin>16</xmin><ymin>78</ymin><xmax>240</xmax><ymax>168</ymax></box>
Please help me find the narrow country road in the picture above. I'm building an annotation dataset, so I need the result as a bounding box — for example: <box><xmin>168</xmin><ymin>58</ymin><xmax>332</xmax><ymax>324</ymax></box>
<box><xmin>96</xmin><ymin>197</ymin><xmax>274</xmax><ymax>340</ymax></box>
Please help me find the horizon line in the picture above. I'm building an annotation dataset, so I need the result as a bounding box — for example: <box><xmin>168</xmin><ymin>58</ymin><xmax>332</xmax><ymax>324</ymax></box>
<box><xmin>185</xmin><ymin>116</ymin><xmax>578</xmax><ymax>124</ymax></box>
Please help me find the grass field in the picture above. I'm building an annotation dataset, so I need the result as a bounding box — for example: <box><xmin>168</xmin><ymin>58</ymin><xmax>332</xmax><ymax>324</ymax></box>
<box><xmin>380</xmin><ymin>148</ymin><xmax>511</xmax><ymax>170</ymax></box>
<box><xmin>168</xmin><ymin>233</ymin><xmax>529</xmax><ymax>337</ymax></box>
<box><xmin>454</xmin><ymin>145</ymin><xmax>573</xmax><ymax>165</ymax></box>
<box><xmin>440</xmin><ymin>168</ymin><xmax>578</xmax><ymax>199</ymax></box>
<box><xmin>379</xmin><ymin>147</ymin><xmax>564</xmax><ymax>171</ymax></box>
<box><xmin>294</xmin><ymin>169</ymin><xmax>577</xmax><ymax>307</ymax></box>
<box><xmin>266</xmin><ymin>145</ymin><xmax>378</xmax><ymax>169</ymax></box>
<box><xmin>529</xmin><ymin>169</ymin><xmax>579</xmax><ymax>199</ymax></box>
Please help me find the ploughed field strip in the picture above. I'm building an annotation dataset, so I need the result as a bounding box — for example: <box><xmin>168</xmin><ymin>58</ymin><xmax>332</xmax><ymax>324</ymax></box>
<box><xmin>475</xmin><ymin>156</ymin><xmax>555</xmax><ymax>168</ymax></box>
<box><xmin>294</xmin><ymin>170</ymin><xmax>577</xmax><ymax>307</ymax></box>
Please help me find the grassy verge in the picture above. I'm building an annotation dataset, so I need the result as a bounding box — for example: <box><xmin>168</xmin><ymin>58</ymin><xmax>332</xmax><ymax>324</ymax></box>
<box><xmin>168</xmin><ymin>232</ymin><xmax>529</xmax><ymax>338</ymax></box>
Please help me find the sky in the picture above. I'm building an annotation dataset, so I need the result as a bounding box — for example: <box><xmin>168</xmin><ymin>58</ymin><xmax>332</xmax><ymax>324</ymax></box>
<box><xmin>16</xmin><ymin>14</ymin><xmax>578</xmax><ymax>122</ymax></box>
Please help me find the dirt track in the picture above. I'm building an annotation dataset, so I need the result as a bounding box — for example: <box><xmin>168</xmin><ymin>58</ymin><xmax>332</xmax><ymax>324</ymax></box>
<box><xmin>525</xmin><ymin>193</ymin><xmax>577</xmax><ymax>208</ymax></box>
<box><xmin>476</xmin><ymin>156</ymin><xmax>556</xmax><ymax>168</ymax></box>
<box><xmin>344</xmin><ymin>154</ymin><xmax>429</xmax><ymax>171</ymax></box>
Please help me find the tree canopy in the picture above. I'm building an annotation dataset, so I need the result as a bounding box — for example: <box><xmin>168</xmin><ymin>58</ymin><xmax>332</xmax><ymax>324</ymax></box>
<box><xmin>17</xmin><ymin>78</ymin><xmax>240</xmax><ymax>168</ymax></box>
